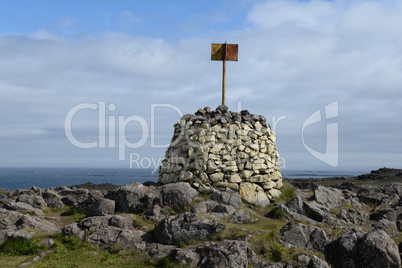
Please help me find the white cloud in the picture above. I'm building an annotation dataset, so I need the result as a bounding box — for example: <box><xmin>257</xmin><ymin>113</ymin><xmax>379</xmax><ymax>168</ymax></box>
<box><xmin>1</xmin><ymin>0</ymin><xmax>402</xmax><ymax>170</ymax></box>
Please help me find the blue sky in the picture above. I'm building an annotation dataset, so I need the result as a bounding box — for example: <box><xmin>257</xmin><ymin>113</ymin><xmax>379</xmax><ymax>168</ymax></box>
<box><xmin>1</xmin><ymin>0</ymin><xmax>402</xmax><ymax>172</ymax></box>
<box><xmin>0</xmin><ymin>0</ymin><xmax>249</xmax><ymax>39</ymax></box>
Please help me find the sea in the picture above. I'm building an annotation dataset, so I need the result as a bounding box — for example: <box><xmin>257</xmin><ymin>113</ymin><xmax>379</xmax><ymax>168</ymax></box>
<box><xmin>0</xmin><ymin>167</ymin><xmax>367</xmax><ymax>191</ymax></box>
<box><xmin>0</xmin><ymin>168</ymin><xmax>367</xmax><ymax>190</ymax></box>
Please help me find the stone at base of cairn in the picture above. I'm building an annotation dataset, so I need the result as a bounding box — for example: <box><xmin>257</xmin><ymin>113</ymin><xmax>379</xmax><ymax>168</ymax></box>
<box><xmin>158</xmin><ymin>105</ymin><xmax>282</xmax><ymax>207</ymax></box>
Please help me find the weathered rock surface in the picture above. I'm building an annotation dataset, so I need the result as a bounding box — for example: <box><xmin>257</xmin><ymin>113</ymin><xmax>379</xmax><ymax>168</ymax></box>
<box><xmin>240</xmin><ymin>182</ymin><xmax>270</xmax><ymax>207</ymax></box>
<box><xmin>63</xmin><ymin>215</ymin><xmax>152</xmax><ymax>251</ymax></box>
<box><xmin>190</xmin><ymin>200</ymin><xmax>236</xmax><ymax>219</ymax></box>
<box><xmin>105</xmin><ymin>182</ymin><xmax>151</xmax><ymax>213</ymax></box>
<box><xmin>280</xmin><ymin>222</ymin><xmax>329</xmax><ymax>252</ymax></box>
<box><xmin>171</xmin><ymin>240</ymin><xmax>248</xmax><ymax>268</ymax></box>
<box><xmin>0</xmin><ymin>208</ymin><xmax>58</xmax><ymax>243</ymax></box>
<box><xmin>154</xmin><ymin>212</ymin><xmax>225</xmax><ymax>246</ymax></box>
<box><xmin>325</xmin><ymin>228</ymin><xmax>401</xmax><ymax>268</ymax></box>
<box><xmin>281</xmin><ymin>194</ymin><xmax>336</xmax><ymax>224</ymax></box>
<box><xmin>358</xmin><ymin>183</ymin><xmax>402</xmax><ymax>206</ymax></box>
<box><xmin>2</xmin><ymin>168</ymin><xmax>402</xmax><ymax>267</ymax></box>
<box><xmin>211</xmin><ymin>190</ymin><xmax>242</xmax><ymax>209</ymax></box>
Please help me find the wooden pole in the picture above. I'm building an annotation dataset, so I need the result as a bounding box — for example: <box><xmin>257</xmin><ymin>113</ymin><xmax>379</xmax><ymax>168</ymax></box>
<box><xmin>222</xmin><ymin>43</ymin><xmax>227</xmax><ymax>105</ymax></box>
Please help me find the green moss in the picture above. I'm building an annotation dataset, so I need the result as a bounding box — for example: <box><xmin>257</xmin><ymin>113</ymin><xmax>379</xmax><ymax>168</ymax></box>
<box><xmin>0</xmin><ymin>238</ymin><xmax>43</xmax><ymax>256</ymax></box>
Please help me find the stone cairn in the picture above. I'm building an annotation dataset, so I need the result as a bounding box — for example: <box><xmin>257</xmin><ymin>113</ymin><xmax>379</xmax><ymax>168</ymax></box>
<box><xmin>158</xmin><ymin>105</ymin><xmax>282</xmax><ymax>205</ymax></box>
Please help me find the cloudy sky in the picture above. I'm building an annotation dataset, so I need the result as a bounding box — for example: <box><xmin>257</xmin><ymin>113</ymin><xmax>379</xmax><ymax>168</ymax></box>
<box><xmin>0</xmin><ymin>0</ymin><xmax>401</xmax><ymax>172</ymax></box>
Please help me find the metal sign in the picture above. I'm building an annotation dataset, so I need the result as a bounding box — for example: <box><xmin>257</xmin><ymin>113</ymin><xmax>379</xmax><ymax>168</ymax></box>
<box><xmin>211</xmin><ymin>42</ymin><xmax>238</xmax><ymax>105</ymax></box>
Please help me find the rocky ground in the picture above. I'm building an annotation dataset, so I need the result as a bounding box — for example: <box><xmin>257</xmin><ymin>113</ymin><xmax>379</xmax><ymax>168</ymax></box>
<box><xmin>0</xmin><ymin>168</ymin><xmax>402</xmax><ymax>267</ymax></box>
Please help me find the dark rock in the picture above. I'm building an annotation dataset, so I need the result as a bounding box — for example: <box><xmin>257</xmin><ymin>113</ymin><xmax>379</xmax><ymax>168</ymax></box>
<box><xmin>297</xmin><ymin>254</ymin><xmax>311</xmax><ymax>267</ymax></box>
<box><xmin>358</xmin><ymin>184</ymin><xmax>402</xmax><ymax>206</ymax></box>
<box><xmin>143</xmin><ymin>181</ymin><xmax>159</xmax><ymax>187</ymax></box>
<box><xmin>330</xmin><ymin>182</ymin><xmax>359</xmax><ymax>191</ymax></box>
<box><xmin>314</xmin><ymin>186</ymin><xmax>344</xmax><ymax>208</ymax></box>
<box><xmin>105</xmin><ymin>182</ymin><xmax>151</xmax><ymax>213</ymax></box>
<box><xmin>154</xmin><ymin>212</ymin><xmax>225</xmax><ymax>246</ymax></box>
<box><xmin>240</xmin><ymin>110</ymin><xmax>250</xmax><ymax>116</ymax></box>
<box><xmin>231</xmin><ymin>210</ymin><xmax>255</xmax><ymax>224</ymax></box>
<box><xmin>171</xmin><ymin>240</ymin><xmax>248</xmax><ymax>268</ymax></box>
<box><xmin>145</xmin><ymin>243</ymin><xmax>176</xmax><ymax>261</ymax></box>
<box><xmin>63</xmin><ymin>215</ymin><xmax>151</xmax><ymax>251</ymax></box>
<box><xmin>86</xmin><ymin>198</ymin><xmax>115</xmax><ymax>217</ymax></box>
<box><xmin>195</xmin><ymin>108</ymin><xmax>207</xmax><ymax>116</ymax></box>
<box><xmin>159</xmin><ymin>182</ymin><xmax>198</xmax><ymax>211</ymax></box>
<box><xmin>211</xmin><ymin>190</ymin><xmax>242</xmax><ymax>209</ymax></box>
<box><xmin>303</xmin><ymin>201</ymin><xmax>336</xmax><ymax>223</ymax></box>
<box><xmin>3</xmin><ymin>201</ymin><xmax>44</xmax><ymax>216</ymax></box>
<box><xmin>0</xmin><ymin>209</ymin><xmax>58</xmax><ymax>243</ymax></box>
<box><xmin>42</xmin><ymin>190</ymin><xmax>63</xmax><ymax>208</ymax></box>
<box><xmin>216</xmin><ymin>104</ymin><xmax>228</xmax><ymax>113</ymax></box>
<box><xmin>307</xmin><ymin>255</ymin><xmax>331</xmax><ymax>268</ymax></box>
<box><xmin>247</xmin><ymin>248</ymin><xmax>268</xmax><ymax>268</ymax></box>
<box><xmin>372</xmin><ymin>219</ymin><xmax>397</xmax><ymax>230</ymax></box>
<box><xmin>190</xmin><ymin>201</ymin><xmax>236</xmax><ymax>219</ymax></box>
<box><xmin>280</xmin><ymin>222</ymin><xmax>329</xmax><ymax>252</ymax></box>
<box><xmin>59</xmin><ymin>188</ymin><xmax>89</xmax><ymax>207</ymax></box>
<box><xmin>142</xmin><ymin>204</ymin><xmax>165</xmax><ymax>221</ymax></box>
<box><xmin>325</xmin><ymin>228</ymin><xmax>401</xmax><ymax>268</ymax></box>
<box><xmin>204</xmin><ymin>106</ymin><xmax>211</xmax><ymax>113</ymax></box>
<box><xmin>17</xmin><ymin>195</ymin><xmax>47</xmax><ymax>210</ymax></box>
<box><xmin>180</xmin><ymin>114</ymin><xmax>195</xmax><ymax>121</ymax></box>
<box><xmin>7</xmin><ymin>230</ymin><xmax>34</xmax><ymax>241</ymax></box>
<box><xmin>338</xmin><ymin>207</ymin><xmax>369</xmax><ymax>224</ymax></box>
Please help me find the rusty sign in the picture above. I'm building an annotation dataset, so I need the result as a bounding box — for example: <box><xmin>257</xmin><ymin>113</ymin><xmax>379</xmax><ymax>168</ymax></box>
<box><xmin>211</xmin><ymin>42</ymin><xmax>239</xmax><ymax>105</ymax></box>
<box><xmin>211</xmin><ymin>43</ymin><xmax>238</xmax><ymax>61</ymax></box>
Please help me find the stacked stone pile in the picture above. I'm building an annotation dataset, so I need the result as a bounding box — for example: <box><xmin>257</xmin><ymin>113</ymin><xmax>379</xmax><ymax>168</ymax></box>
<box><xmin>158</xmin><ymin>105</ymin><xmax>282</xmax><ymax>204</ymax></box>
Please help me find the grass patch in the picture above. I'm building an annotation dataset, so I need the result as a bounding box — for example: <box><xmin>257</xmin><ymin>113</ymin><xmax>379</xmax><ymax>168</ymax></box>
<box><xmin>266</xmin><ymin>206</ymin><xmax>285</xmax><ymax>220</ymax></box>
<box><xmin>330</xmin><ymin>207</ymin><xmax>341</xmax><ymax>216</ymax></box>
<box><xmin>60</xmin><ymin>206</ymin><xmax>86</xmax><ymax>222</ymax></box>
<box><xmin>23</xmin><ymin>233</ymin><xmax>158</xmax><ymax>267</ymax></box>
<box><xmin>341</xmin><ymin>203</ymin><xmax>355</xmax><ymax>209</ymax></box>
<box><xmin>0</xmin><ymin>238</ymin><xmax>44</xmax><ymax>256</ymax></box>
<box><xmin>278</xmin><ymin>183</ymin><xmax>296</xmax><ymax>202</ymax></box>
<box><xmin>0</xmin><ymin>187</ymin><xmax>8</xmax><ymax>195</ymax></box>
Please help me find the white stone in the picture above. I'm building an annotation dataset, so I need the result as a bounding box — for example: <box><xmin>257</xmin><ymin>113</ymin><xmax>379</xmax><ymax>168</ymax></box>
<box><xmin>270</xmin><ymin>170</ymin><xmax>282</xmax><ymax>181</ymax></box>
<box><xmin>227</xmin><ymin>173</ymin><xmax>242</xmax><ymax>183</ymax></box>
<box><xmin>249</xmin><ymin>143</ymin><xmax>259</xmax><ymax>151</ymax></box>
<box><xmin>249</xmin><ymin>174</ymin><xmax>269</xmax><ymax>183</ymax></box>
<box><xmin>236</xmin><ymin>129</ymin><xmax>249</xmax><ymax>136</ymax></box>
<box><xmin>276</xmin><ymin>179</ymin><xmax>283</xmax><ymax>188</ymax></box>
<box><xmin>242</xmin><ymin>170</ymin><xmax>254</xmax><ymax>179</ymax></box>
<box><xmin>239</xmin><ymin>182</ymin><xmax>270</xmax><ymax>207</ymax></box>
<box><xmin>269</xmin><ymin>189</ymin><xmax>282</xmax><ymax>198</ymax></box>
<box><xmin>209</xmin><ymin>172</ymin><xmax>224</xmax><ymax>182</ymax></box>
<box><xmin>262</xmin><ymin>181</ymin><xmax>276</xmax><ymax>190</ymax></box>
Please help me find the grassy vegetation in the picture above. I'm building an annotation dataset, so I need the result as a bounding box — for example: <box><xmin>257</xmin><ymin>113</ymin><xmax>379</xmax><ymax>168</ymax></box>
<box><xmin>0</xmin><ymin>180</ymin><xmax>304</xmax><ymax>266</ymax></box>
<box><xmin>0</xmin><ymin>233</ymin><xmax>159</xmax><ymax>268</ymax></box>
<box><xmin>277</xmin><ymin>183</ymin><xmax>296</xmax><ymax>203</ymax></box>
<box><xmin>0</xmin><ymin>238</ymin><xmax>44</xmax><ymax>256</ymax></box>
<box><xmin>0</xmin><ymin>187</ymin><xmax>8</xmax><ymax>195</ymax></box>
<box><xmin>60</xmin><ymin>206</ymin><xmax>87</xmax><ymax>222</ymax></box>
